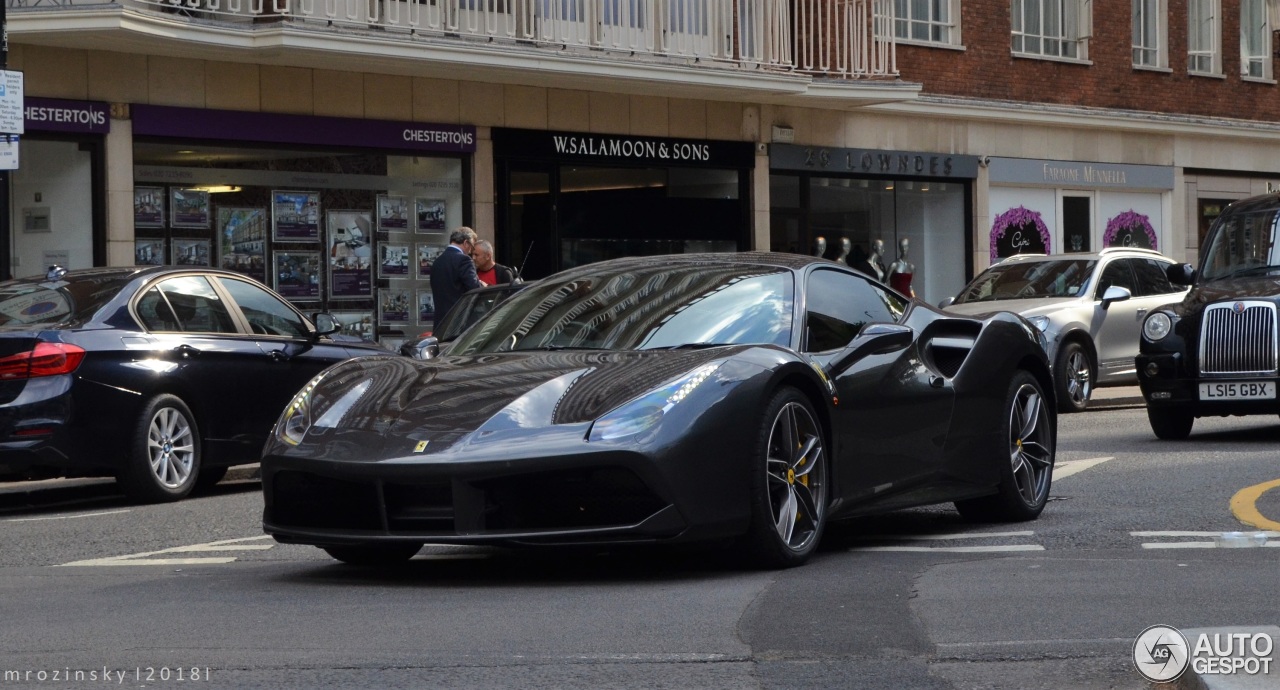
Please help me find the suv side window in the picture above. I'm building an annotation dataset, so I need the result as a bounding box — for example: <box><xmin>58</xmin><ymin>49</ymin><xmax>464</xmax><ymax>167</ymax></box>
<box><xmin>1096</xmin><ymin>259</ymin><xmax>1137</xmax><ymax>299</ymax></box>
<box><xmin>1132</xmin><ymin>259</ymin><xmax>1178</xmax><ymax>296</ymax></box>
<box><xmin>805</xmin><ymin>269</ymin><xmax>904</xmax><ymax>353</ymax></box>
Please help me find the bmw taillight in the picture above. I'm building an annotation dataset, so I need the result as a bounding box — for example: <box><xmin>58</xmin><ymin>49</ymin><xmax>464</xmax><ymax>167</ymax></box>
<box><xmin>0</xmin><ymin>343</ymin><xmax>86</xmax><ymax>380</ymax></box>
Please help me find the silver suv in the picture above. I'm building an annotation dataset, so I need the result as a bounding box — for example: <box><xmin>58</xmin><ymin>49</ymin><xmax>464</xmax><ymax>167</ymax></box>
<box><xmin>942</xmin><ymin>248</ymin><xmax>1189</xmax><ymax>412</ymax></box>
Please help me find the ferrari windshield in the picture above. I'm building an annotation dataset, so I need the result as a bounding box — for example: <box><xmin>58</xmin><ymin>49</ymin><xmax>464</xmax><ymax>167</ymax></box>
<box><xmin>449</xmin><ymin>264</ymin><xmax>794</xmax><ymax>354</ymax></box>
<box><xmin>953</xmin><ymin>259</ymin><xmax>1096</xmax><ymax>303</ymax></box>
<box><xmin>1201</xmin><ymin>208</ymin><xmax>1280</xmax><ymax>280</ymax></box>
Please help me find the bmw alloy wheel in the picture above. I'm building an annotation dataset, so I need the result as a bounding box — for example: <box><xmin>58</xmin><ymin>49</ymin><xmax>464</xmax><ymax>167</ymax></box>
<box><xmin>148</xmin><ymin>407</ymin><xmax>195</xmax><ymax>489</ymax></box>
<box><xmin>765</xmin><ymin>401</ymin><xmax>826</xmax><ymax>552</ymax></box>
<box><xmin>1008</xmin><ymin>382</ymin><xmax>1053</xmax><ymax>507</ymax></box>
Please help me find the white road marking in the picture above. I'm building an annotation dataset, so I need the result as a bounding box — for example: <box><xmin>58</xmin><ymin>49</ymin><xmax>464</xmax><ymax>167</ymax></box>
<box><xmin>1054</xmin><ymin>456</ymin><xmax>1113</xmax><ymax>480</ymax></box>
<box><xmin>1142</xmin><ymin>542</ymin><xmax>1217</xmax><ymax>549</ymax></box>
<box><xmin>856</xmin><ymin>530</ymin><xmax>1035</xmax><ymax>541</ymax></box>
<box><xmin>856</xmin><ymin>545</ymin><xmax>1045</xmax><ymax>553</ymax></box>
<box><xmin>58</xmin><ymin>535</ymin><xmax>274</xmax><ymax>567</ymax></box>
<box><xmin>1132</xmin><ymin>530</ymin><xmax>1280</xmax><ymax>537</ymax></box>
<box><xmin>4</xmin><ymin>509</ymin><xmax>132</xmax><ymax>523</ymax></box>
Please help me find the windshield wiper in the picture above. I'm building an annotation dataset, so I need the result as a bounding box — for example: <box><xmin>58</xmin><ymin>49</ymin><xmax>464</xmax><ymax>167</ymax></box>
<box><xmin>647</xmin><ymin>342</ymin><xmax>733</xmax><ymax>350</ymax></box>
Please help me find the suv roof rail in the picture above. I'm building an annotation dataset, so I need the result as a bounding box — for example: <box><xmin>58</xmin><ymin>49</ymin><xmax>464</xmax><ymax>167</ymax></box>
<box><xmin>1098</xmin><ymin>247</ymin><xmax>1163</xmax><ymax>256</ymax></box>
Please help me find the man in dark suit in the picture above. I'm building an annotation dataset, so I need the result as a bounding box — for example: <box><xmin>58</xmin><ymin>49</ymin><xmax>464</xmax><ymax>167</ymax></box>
<box><xmin>429</xmin><ymin>227</ymin><xmax>484</xmax><ymax>324</ymax></box>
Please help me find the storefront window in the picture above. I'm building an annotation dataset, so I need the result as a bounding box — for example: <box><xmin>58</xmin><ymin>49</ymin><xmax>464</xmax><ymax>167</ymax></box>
<box><xmin>770</xmin><ymin>174</ymin><xmax>967</xmax><ymax>304</ymax></box>
<box><xmin>132</xmin><ymin>142</ymin><xmax>467</xmax><ymax>348</ymax></box>
<box><xmin>11</xmin><ymin>139</ymin><xmax>97</xmax><ymax>273</ymax></box>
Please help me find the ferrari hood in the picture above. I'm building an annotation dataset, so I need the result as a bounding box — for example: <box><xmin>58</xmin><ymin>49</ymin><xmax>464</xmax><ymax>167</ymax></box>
<box><xmin>319</xmin><ymin>348</ymin><xmax>734</xmax><ymax>449</ymax></box>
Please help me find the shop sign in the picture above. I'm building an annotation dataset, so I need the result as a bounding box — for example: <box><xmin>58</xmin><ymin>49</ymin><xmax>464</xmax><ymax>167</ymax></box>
<box><xmin>24</xmin><ymin>98</ymin><xmax>110</xmax><ymax>134</ymax></box>
<box><xmin>988</xmin><ymin>157</ymin><xmax>1174</xmax><ymax>190</ymax></box>
<box><xmin>132</xmin><ymin>105</ymin><xmax>477</xmax><ymax>154</ymax></box>
<box><xmin>770</xmin><ymin>143</ymin><xmax>979</xmax><ymax>179</ymax></box>
<box><xmin>494</xmin><ymin>128</ymin><xmax>757</xmax><ymax>168</ymax></box>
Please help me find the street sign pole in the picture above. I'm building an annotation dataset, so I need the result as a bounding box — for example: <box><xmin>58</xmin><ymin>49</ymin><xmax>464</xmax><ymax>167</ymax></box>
<box><xmin>1</xmin><ymin>0</ymin><xmax>10</xmax><ymax>280</ymax></box>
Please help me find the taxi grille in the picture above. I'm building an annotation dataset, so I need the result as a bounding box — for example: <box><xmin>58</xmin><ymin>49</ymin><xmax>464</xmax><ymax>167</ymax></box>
<box><xmin>1199</xmin><ymin>302</ymin><xmax>1278</xmax><ymax>375</ymax></box>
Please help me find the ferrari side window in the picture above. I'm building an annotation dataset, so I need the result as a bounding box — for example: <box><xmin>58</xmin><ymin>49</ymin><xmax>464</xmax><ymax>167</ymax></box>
<box><xmin>805</xmin><ymin>270</ymin><xmax>898</xmax><ymax>353</ymax></box>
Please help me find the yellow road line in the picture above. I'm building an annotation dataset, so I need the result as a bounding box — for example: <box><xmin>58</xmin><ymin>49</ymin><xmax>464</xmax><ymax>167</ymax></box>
<box><xmin>1229</xmin><ymin>478</ymin><xmax>1280</xmax><ymax>531</ymax></box>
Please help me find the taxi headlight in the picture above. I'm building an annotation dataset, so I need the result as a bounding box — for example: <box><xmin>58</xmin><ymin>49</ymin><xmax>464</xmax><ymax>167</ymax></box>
<box><xmin>1142</xmin><ymin>312</ymin><xmax>1173</xmax><ymax>341</ymax></box>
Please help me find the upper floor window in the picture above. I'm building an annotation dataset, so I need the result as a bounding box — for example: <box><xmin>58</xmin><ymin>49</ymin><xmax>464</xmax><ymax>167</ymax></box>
<box><xmin>1188</xmin><ymin>0</ymin><xmax>1220</xmax><ymax>75</ymax></box>
<box><xmin>1240</xmin><ymin>0</ymin><xmax>1272</xmax><ymax>79</ymax></box>
<box><xmin>1012</xmin><ymin>0</ymin><xmax>1090</xmax><ymax>60</ymax></box>
<box><xmin>1132</xmin><ymin>0</ymin><xmax>1167</xmax><ymax>68</ymax></box>
<box><xmin>892</xmin><ymin>0</ymin><xmax>960</xmax><ymax>45</ymax></box>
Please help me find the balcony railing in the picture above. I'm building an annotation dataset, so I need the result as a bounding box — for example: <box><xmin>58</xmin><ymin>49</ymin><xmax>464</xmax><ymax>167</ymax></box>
<box><xmin>8</xmin><ymin>0</ymin><xmax>898</xmax><ymax>79</ymax></box>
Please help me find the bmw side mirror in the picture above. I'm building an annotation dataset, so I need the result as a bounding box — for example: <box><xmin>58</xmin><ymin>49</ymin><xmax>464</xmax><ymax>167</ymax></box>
<box><xmin>1100</xmin><ymin>286</ymin><xmax>1132</xmax><ymax>309</ymax></box>
<box><xmin>1167</xmin><ymin>263</ymin><xmax>1196</xmax><ymax>286</ymax></box>
<box><xmin>827</xmin><ymin>323</ymin><xmax>914</xmax><ymax>376</ymax></box>
<box><xmin>938</xmin><ymin>296</ymin><xmax>956</xmax><ymax>308</ymax></box>
<box><xmin>401</xmin><ymin>335</ymin><xmax>440</xmax><ymax>360</ymax></box>
<box><xmin>312</xmin><ymin>312</ymin><xmax>341</xmax><ymax>337</ymax></box>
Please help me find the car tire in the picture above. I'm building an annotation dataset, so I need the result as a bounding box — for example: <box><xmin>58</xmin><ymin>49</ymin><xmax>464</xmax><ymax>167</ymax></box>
<box><xmin>1054</xmin><ymin>341</ymin><xmax>1093</xmax><ymax>413</ymax></box>
<box><xmin>956</xmin><ymin>370</ymin><xmax>1055</xmax><ymax>522</ymax></box>
<box><xmin>1147</xmin><ymin>406</ymin><xmax>1194</xmax><ymax>440</ymax></box>
<box><xmin>117</xmin><ymin>394</ymin><xmax>201</xmax><ymax>504</ymax></box>
<box><xmin>322</xmin><ymin>543</ymin><xmax>423</xmax><ymax>565</ymax></box>
<box><xmin>741</xmin><ymin>387</ymin><xmax>828</xmax><ymax>569</ymax></box>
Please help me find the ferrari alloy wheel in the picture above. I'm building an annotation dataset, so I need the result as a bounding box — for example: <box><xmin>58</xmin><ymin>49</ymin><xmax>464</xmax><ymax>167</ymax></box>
<box><xmin>117</xmin><ymin>394</ymin><xmax>201</xmax><ymax>504</ymax></box>
<box><xmin>1054</xmin><ymin>341</ymin><xmax>1093</xmax><ymax>413</ymax></box>
<box><xmin>1148</xmin><ymin>406</ymin><xmax>1194</xmax><ymax>440</ymax></box>
<box><xmin>323</xmin><ymin>543</ymin><xmax>424</xmax><ymax>566</ymax></box>
<box><xmin>956</xmin><ymin>370</ymin><xmax>1055</xmax><ymax>522</ymax></box>
<box><xmin>744</xmin><ymin>388</ymin><xmax>827</xmax><ymax>569</ymax></box>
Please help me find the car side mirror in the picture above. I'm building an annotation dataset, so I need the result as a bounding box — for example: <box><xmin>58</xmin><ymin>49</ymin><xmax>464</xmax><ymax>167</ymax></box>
<box><xmin>311</xmin><ymin>312</ymin><xmax>341</xmax><ymax>337</ymax></box>
<box><xmin>827</xmin><ymin>323</ymin><xmax>914</xmax><ymax>376</ymax></box>
<box><xmin>1166</xmin><ymin>263</ymin><xmax>1196</xmax><ymax>286</ymax></box>
<box><xmin>1100</xmin><ymin>285</ymin><xmax>1132</xmax><ymax>309</ymax></box>
<box><xmin>938</xmin><ymin>296</ymin><xmax>955</xmax><ymax>308</ymax></box>
<box><xmin>401</xmin><ymin>335</ymin><xmax>440</xmax><ymax>360</ymax></box>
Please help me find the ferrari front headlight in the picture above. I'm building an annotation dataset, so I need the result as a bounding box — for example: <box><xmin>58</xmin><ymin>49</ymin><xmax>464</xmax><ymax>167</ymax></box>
<box><xmin>588</xmin><ymin>362</ymin><xmax>722</xmax><ymax>442</ymax></box>
<box><xmin>275</xmin><ymin>374</ymin><xmax>325</xmax><ymax>446</ymax></box>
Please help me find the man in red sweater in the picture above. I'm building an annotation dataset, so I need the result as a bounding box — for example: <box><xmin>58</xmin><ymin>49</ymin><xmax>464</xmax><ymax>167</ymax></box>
<box><xmin>471</xmin><ymin>239</ymin><xmax>517</xmax><ymax>286</ymax></box>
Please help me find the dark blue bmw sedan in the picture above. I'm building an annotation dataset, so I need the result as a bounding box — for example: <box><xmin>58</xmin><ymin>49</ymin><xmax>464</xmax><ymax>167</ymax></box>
<box><xmin>0</xmin><ymin>265</ymin><xmax>387</xmax><ymax>503</ymax></box>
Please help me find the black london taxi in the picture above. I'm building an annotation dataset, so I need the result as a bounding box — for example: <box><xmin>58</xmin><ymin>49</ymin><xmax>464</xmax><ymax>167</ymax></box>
<box><xmin>1137</xmin><ymin>192</ymin><xmax>1280</xmax><ymax>438</ymax></box>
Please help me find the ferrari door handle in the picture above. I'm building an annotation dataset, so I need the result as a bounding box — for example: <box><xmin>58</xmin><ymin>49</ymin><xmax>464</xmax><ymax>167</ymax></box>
<box><xmin>1136</xmin><ymin>308</ymin><xmax>1148</xmax><ymax>321</ymax></box>
<box><xmin>174</xmin><ymin>344</ymin><xmax>200</xmax><ymax>358</ymax></box>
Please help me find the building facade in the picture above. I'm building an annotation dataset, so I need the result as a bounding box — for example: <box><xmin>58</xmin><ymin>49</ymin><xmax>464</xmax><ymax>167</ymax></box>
<box><xmin>6</xmin><ymin>0</ymin><xmax>1280</xmax><ymax>340</ymax></box>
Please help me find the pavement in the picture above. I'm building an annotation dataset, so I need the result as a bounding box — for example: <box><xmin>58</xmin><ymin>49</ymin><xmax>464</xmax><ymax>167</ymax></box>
<box><xmin>1089</xmin><ymin>385</ymin><xmax>1145</xmax><ymax>410</ymax></box>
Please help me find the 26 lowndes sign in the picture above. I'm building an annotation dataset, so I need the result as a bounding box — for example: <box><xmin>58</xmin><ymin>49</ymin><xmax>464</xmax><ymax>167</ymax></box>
<box><xmin>770</xmin><ymin>143</ymin><xmax>981</xmax><ymax>179</ymax></box>
<box><xmin>494</xmin><ymin>128</ymin><xmax>756</xmax><ymax>168</ymax></box>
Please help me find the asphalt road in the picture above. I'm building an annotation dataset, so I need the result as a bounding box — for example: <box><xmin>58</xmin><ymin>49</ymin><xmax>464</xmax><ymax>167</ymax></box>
<box><xmin>1</xmin><ymin>405</ymin><xmax>1278</xmax><ymax>689</ymax></box>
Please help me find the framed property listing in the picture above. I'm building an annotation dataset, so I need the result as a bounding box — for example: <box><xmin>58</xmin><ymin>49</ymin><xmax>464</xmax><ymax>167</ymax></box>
<box><xmin>273</xmin><ymin>250</ymin><xmax>322</xmax><ymax>301</ymax></box>
<box><xmin>271</xmin><ymin>190</ymin><xmax>321</xmax><ymax>242</ymax></box>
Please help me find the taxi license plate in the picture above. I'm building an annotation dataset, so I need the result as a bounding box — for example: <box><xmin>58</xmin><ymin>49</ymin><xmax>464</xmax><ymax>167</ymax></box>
<box><xmin>1198</xmin><ymin>381</ymin><xmax>1276</xmax><ymax>400</ymax></box>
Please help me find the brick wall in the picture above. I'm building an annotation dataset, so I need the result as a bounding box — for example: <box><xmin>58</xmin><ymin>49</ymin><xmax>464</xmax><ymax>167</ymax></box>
<box><xmin>893</xmin><ymin>0</ymin><xmax>1280</xmax><ymax>121</ymax></box>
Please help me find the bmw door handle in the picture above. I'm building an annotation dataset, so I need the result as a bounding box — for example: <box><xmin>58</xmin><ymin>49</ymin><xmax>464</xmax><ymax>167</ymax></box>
<box><xmin>267</xmin><ymin>349</ymin><xmax>289</xmax><ymax>363</ymax></box>
<box><xmin>174</xmin><ymin>344</ymin><xmax>201</xmax><ymax>358</ymax></box>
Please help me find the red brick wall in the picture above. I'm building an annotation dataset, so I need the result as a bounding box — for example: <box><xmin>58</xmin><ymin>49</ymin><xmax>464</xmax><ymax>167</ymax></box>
<box><xmin>891</xmin><ymin>0</ymin><xmax>1279</xmax><ymax>121</ymax></box>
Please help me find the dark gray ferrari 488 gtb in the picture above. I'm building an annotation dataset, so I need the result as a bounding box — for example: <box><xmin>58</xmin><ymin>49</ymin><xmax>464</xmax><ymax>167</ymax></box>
<box><xmin>262</xmin><ymin>253</ymin><xmax>1058</xmax><ymax>569</ymax></box>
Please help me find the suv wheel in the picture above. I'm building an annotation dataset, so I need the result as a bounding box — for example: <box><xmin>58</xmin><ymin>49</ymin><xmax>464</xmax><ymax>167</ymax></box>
<box><xmin>1054</xmin><ymin>341</ymin><xmax>1093</xmax><ymax>413</ymax></box>
<box><xmin>1148</xmin><ymin>406</ymin><xmax>1193</xmax><ymax>440</ymax></box>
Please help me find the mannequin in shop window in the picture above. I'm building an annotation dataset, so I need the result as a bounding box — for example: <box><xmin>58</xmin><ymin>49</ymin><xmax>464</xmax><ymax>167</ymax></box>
<box><xmin>823</xmin><ymin>237</ymin><xmax>851</xmax><ymax>265</ymax></box>
<box><xmin>812</xmin><ymin>236</ymin><xmax>827</xmax><ymax>258</ymax></box>
<box><xmin>888</xmin><ymin>237</ymin><xmax>915</xmax><ymax>297</ymax></box>
<box><xmin>853</xmin><ymin>238</ymin><xmax>887</xmax><ymax>283</ymax></box>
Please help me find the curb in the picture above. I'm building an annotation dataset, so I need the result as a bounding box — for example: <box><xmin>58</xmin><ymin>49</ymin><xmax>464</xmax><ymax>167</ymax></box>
<box><xmin>0</xmin><ymin>464</ymin><xmax>262</xmax><ymax>512</ymax></box>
